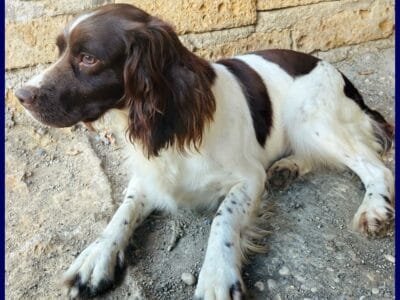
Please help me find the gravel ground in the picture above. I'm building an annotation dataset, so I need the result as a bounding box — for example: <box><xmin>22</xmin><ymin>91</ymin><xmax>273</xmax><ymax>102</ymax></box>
<box><xmin>6</xmin><ymin>39</ymin><xmax>395</xmax><ymax>300</ymax></box>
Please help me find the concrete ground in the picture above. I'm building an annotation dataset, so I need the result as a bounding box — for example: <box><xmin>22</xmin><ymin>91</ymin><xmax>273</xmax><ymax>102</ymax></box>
<box><xmin>6</xmin><ymin>39</ymin><xmax>395</xmax><ymax>300</ymax></box>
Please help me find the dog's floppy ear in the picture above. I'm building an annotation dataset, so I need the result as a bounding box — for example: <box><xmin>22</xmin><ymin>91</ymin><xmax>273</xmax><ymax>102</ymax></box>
<box><xmin>123</xmin><ymin>18</ymin><xmax>216</xmax><ymax>157</ymax></box>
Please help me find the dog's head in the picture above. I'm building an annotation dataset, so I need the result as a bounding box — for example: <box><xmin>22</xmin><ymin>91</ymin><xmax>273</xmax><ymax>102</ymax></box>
<box><xmin>16</xmin><ymin>4</ymin><xmax>216</xmax><ymax>156</ymax></box>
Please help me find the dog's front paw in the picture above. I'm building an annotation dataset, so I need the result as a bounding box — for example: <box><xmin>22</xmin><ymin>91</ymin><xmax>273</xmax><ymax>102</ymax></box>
<box><xmin>352</xmin><ymin>195</ymin><xmax>394</xmax><ymax>236</ymax></box>
<box><xmin>194</xmin><ymin>264</ymin><xmax>244</xmax><ymax>300</ymax></box>
<box><xmin>62</xmin><ymin>238</ymin><xmax>125</xmax><ymax>299</ymax></box>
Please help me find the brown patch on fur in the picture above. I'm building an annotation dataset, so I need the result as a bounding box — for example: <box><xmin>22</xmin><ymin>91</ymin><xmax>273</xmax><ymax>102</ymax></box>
<box><xmin>253</xmin><ymin>49</ymin><xmax>320</xmax><ymax>77</ymax></box>
<box><xmin>217</xmin><ymin>58</ymin><xmax>273</xmax><ymax>147</ymax></box>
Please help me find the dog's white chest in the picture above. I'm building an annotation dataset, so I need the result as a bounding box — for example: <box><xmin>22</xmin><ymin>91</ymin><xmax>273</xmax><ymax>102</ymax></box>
<box><xmin>128</xmin><ymin>149</ymin><xmax>237</xmax><ymax>210</ymax></box>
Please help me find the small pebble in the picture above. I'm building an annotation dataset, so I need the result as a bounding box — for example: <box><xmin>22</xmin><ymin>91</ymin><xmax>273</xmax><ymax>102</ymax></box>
<box><xmin>371</xmin><ymin>288</ymin><xmax>379</xmax><ymax>295</ymax></box>
<box><xmin>366</xmin><ymin>273</ymin><xmax>375</xmax><ymax>281</ymax></box>
<box><xmin>278</xmin><ymin>266</ymin><xmax>290</xmax><ymax>276</ymax></box>
<box><xmin>267</xmin><ymin>279</ymin><xmax>277</xmax><ymax>290</ymax></box>
<box><xmin>333</xmin><ymin>277</ymin><xmax>340</xmax><ymax>283</ymax></box>
<box><xmin>384</xmin><ymin>254</ymin><xmax>395</xmax><ymax>263</ymax></box>
<box><xmin>181</xmin><ymin>272</ymin><xmax>196</xmax><ymax>286</ymax></box>
<box><xmin>294</xmin><ymin>274</ymin><xmax>305</xmax><ymax>283</ymax></box>
<box><xmin>254</xmin><ymin>281</ymin><xmax>264</xmax><ymax>291</ymax></box>
<box><xmin>311</xmin><ymin>287</ymin><xmax>317</xmax><ymax>293</ymax></box>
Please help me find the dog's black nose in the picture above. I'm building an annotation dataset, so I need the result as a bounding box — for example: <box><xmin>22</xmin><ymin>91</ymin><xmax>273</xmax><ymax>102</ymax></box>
<box><xmin>15</xmin><ymin>86</ymin><xmax>38</xmax><ymax>106</ymax></box>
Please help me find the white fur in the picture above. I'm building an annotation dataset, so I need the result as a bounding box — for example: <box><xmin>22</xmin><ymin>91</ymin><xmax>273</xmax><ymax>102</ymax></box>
<box><xmin>60</xmin><ymin>55</ymin><xmax>393</xmax><ymax>299</ymax></box>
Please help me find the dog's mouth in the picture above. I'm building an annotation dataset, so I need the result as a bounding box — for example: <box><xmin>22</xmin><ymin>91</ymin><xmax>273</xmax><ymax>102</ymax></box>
<box><xmin>24</xmin><ymin>108</ymin><xmax>82</xmax><ymax>128</ymax></box>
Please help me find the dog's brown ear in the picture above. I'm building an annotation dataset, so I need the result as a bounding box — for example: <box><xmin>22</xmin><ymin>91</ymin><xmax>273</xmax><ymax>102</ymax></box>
<box><xmin>123</xmin><ymin>18</ymin><xmax>216</xmax><ymax>157</ymax></box>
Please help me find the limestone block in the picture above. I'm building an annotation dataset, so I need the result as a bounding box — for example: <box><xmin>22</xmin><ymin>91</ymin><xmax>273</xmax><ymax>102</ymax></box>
<box><xmin>6</xmin><ymin>15</ymin><xmax>73</xmax><ymax>69</ymax></box>
<box><xmin>6</xmin><ymin>0</ymin><xmax>112</xmax><ymax>22</ymax></box>
<box><xmin>292</xmin><ymin>0</ymin><xmax>394</xmax><ymax>52</ymax></box>
<box><xmin>179</xmin><ymin>25</ymin><xmax>255</xmax><ymax>51</ymax></box>
<box><xmin>256</xmin><ymin>0</ymin><xmax>394</xmax><ymax>52</ymax></box>
<box><xmin>194</xmin><ymin>30</ymin><xmax>292</xmax><ymax>60</ymax></box>
<box><xmin>116</xmin><ymin>0</ymin><xmax>257</xmax><ymax>34</ymax></box>
<box><xmin>257</xmin><ymin>0</ymin><xmax>330</xmax><ymax>11</ymax></box>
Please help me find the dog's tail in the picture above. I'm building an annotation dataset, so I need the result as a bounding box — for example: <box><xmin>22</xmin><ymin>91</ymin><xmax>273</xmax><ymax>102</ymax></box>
<box><xmin>341</xmin><ymin>73</ymin><xmax>394</xmax><ymax>155</ymax></box>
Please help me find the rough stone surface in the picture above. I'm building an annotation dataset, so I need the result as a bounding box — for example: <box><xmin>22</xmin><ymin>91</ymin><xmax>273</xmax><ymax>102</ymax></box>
<box><xmin>257</xmin><ymin>0</ymin><xmax>394</xmax><ymax>52</ymax></box>
<box><xmin>116</xmin><ymin>0</ymin><xmax>257</xmax><ymax>34</ymax></box>
<box><xmin>313</xmin><ymin>37</ymin><xmax>393</xmax><ymax>63</ymax></box>
<box><xmin>6</xmin><ymin>0</ymin><xmax>111</xmax><ymax>22</ymax></box>
<box><xmin>6</xmin><ymin>89</ymin><xmax>24</xmax><ymax>112</ymax></box>
<box><xmin>6</xmin><ymin>0</ymin><xmax>394</xmax><ymax>69</ymax></box>
<box><xmin>6</xmin><ymin>40</ymin><xmax>394</xmax><ymax>299</ymax></box>
<box><xmin>179</xmin><ymin>26</ymin><xmax>291</xmax><ymax>60</ymax></box>
<box><xmin>194</xmin><ymin>30</ymin><xmax>292</xmax><ymax>60</ymax></box>
<box><xmin>179</xmin><ymin>25</ymin><xmax>256</xmax><ymax>50</ymax></box>
<box><xmin>257</xmin><ymin>0</ymin><xmax>330</xmax><ymax>10</ymax></box>
<box><xmin>6</xmin><ymin>15</ymin><xmax>74</xmax><ymax>69</ymax></box>
<box><xmin>293</xmin><ymin>0</ymin><xmax>394</xmax><ymax>52</ymax></box>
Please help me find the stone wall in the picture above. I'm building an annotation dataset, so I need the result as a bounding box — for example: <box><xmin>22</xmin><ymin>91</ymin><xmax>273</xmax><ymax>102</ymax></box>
<box><xmin>6</xmin><ymin>0</ymin><xmax>394</xmax><ymax>108</ymax></box>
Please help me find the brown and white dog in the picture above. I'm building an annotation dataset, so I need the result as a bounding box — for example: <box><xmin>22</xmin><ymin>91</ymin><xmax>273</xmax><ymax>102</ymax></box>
<box><xmin>15</xmin><ymin>4</ymin><xmax>394</xmax><ymax>299</ymax></box>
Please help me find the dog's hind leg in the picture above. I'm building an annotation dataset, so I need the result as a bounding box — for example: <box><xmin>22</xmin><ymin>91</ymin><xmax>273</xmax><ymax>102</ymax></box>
<box><xmin>62</xmin><ymin>177</ymin><xmax>154</xmax><ymax>298</ymax></box>
<box><xmin>289</xmin><ymin>121</ymin><xmax>394</xmax><ymax>236</ymax></box>
<box><xmin>282</xmin><ymin>61</ymin><xmax>394</xmax><ymax>236</ymax></box>
<box><xmin>300</xmin><ymin>130</ymin><xmax>394</xmax><ymax>235</ymax></box>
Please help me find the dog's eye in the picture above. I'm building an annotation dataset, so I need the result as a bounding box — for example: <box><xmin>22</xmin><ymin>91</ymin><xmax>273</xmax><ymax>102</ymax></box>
<box><xmin>81</xmin><ymin>54</ymin><xmax>98</xmax><ymax>66</ymax></box>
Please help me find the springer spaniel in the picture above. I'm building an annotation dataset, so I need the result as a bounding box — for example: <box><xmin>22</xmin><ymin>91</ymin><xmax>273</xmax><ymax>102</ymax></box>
<box><xmin>15</xmin><ymin>4</ymin><xmax>394</xmax><ymax>299</ymax></box>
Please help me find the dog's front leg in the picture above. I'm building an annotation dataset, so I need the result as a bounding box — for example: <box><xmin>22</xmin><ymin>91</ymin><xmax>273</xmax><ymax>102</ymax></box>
<box><xmin>63</xmin><ymin>178</ymin><xmax>153</xmax><ymax>298</ymax></box>
<box><xmin>195</xmin><ymin>176</ymin><xmax>265</xmax><ymax>300</ymax></box>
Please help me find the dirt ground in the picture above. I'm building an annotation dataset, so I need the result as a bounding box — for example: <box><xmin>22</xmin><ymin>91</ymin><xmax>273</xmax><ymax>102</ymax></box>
<box><xmin>6</xmin><ymin>39</ymin><xmax>395</xmax><ymax>300</ymax></box>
